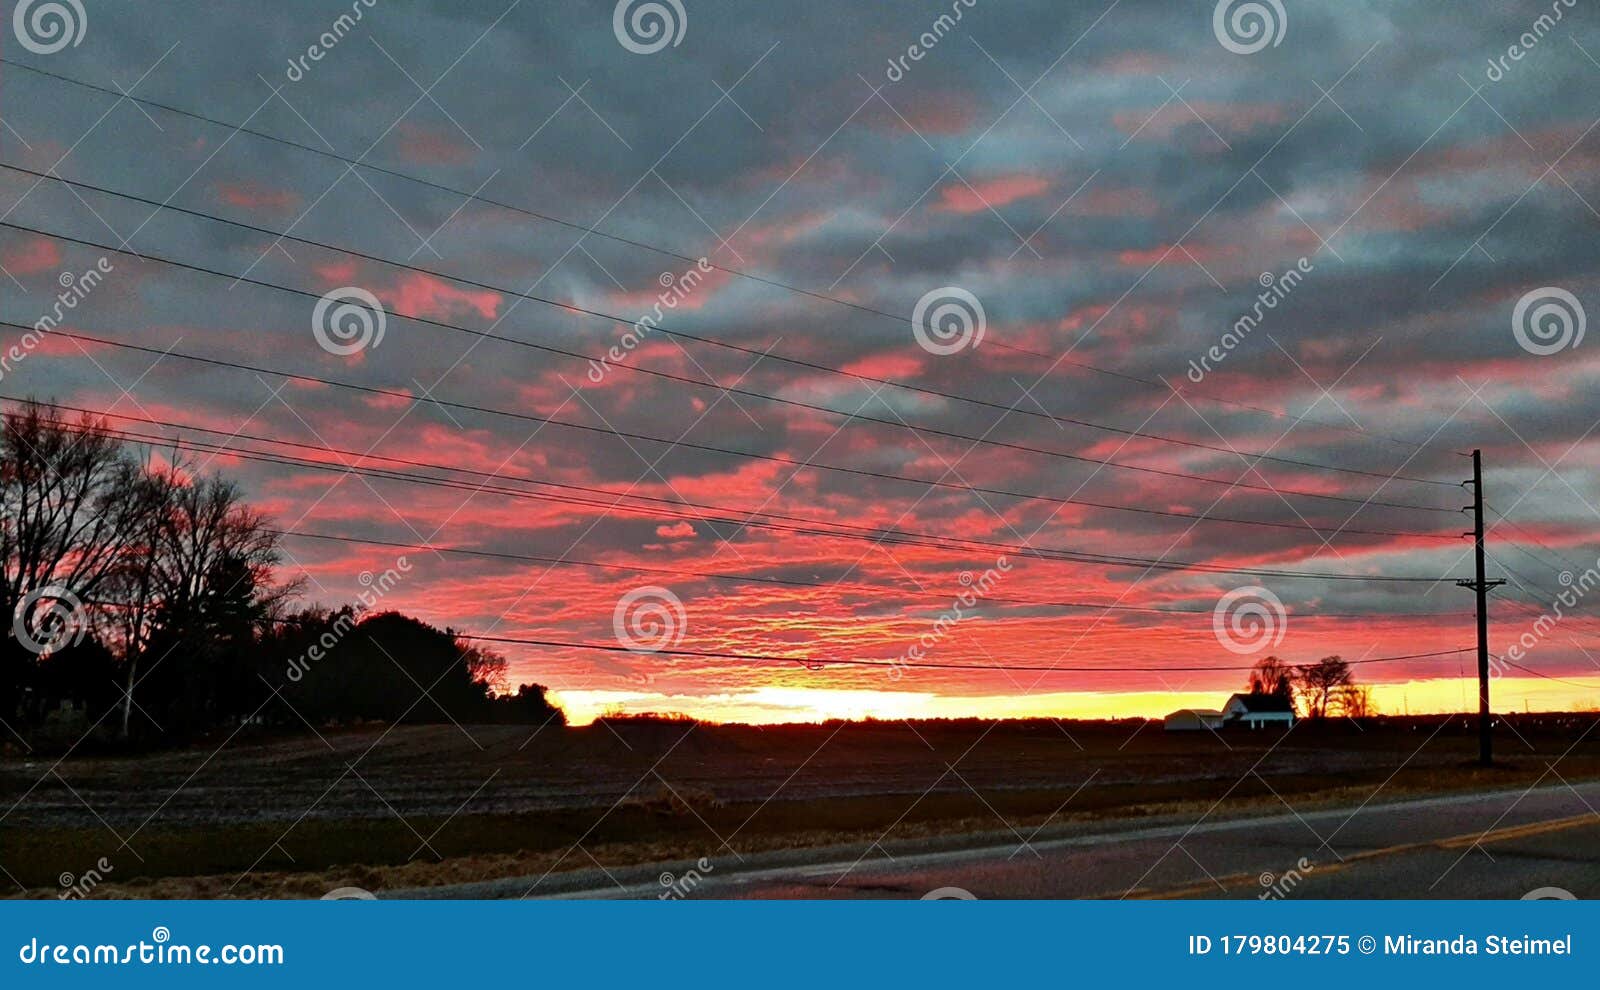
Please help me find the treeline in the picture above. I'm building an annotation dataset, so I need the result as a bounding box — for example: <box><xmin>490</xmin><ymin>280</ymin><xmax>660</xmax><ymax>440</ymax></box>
<box><xmin>2</xmin><ymin>400</ymin><xmax>562</xmax><ymax>746</ymax></box>
<box><xmin>1246</xmin><ymin>654</ymin><xmax>1375</xmax><ymax>718</ymax></box>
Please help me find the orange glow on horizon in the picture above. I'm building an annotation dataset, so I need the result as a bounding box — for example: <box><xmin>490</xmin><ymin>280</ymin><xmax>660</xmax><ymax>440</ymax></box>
<box><xmin>549</xmin><ymin>676</ymin><xmax>1600</xmax><ymax>727</ymax></box>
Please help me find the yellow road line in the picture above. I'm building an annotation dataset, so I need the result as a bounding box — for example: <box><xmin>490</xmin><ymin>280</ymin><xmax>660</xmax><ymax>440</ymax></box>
<box><xmin>1126</xmin><ymin>811</ymin><xmax>1600</xmax><ymax>899</ymax></box>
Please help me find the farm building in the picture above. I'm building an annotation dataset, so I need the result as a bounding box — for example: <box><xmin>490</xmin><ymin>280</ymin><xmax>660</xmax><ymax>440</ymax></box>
<box><xmin>1162</xmin><ymin>708</ymin><xmax>1224</xmax><ymax>731</ymax></box>
<box><xmin>1223</xmin><ymin>692</ymin><xmax>1295</xmax><ymax>729</ymax></box>
<box><xmin>1164</xmin><ymin>693</ymin><xmax>1295</xmax><ymax>731</ymax></box>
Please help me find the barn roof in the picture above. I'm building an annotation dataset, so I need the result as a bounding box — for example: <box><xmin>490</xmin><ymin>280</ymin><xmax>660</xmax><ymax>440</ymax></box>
<box><xmin>1226</xmin><ymin>692</ymin><xmax>1295</xmax><ymax>714</ymax></box>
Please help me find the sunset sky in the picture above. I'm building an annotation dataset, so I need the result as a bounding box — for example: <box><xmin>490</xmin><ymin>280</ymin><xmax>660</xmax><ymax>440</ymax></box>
<box><xmin>5</xmin><ymin>0</ymin><xmax>1600</xmax><ymax>724</ymax></box>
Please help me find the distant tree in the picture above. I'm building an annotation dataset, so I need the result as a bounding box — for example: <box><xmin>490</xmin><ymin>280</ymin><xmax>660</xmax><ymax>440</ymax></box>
<box><xmin>101</xmin><ymin>465</ymin><xmax>177</xmax><ymax>737</ymax></box>
<box><xmin>458</xmin><ymin>640</ymin><xmax>509</xmax><ymax>697</ymax></box>
<box><xmin>1334</xmin><ymin>683</ymin><xmax>1376</xmax><ymax>719</ymax></box>
<box><xmin>492</xmin><ymin>683</ymin><xmax>566</xmax><ymax>726</ymax></box>
<box><xmin>135</xmin><ymin>474</ymin><xmax>296</xmax><ymax>736</ymax></box>
<box><xmin>1</xmin><ymin>403</ymin><xmax>156</xmax><ymax>637</ymax></box>
<box><xmin>1</xmin><ymin>402</ymin><xmax>165</xmax><ymax>729</ymax></box>
<box><xmin>4</xmin><ymin>397</ymin><xmax>569</xmax><ymax>745</ymax></box>
<box><xmin>1247</xmin><ymin>655</ymin><xmax>1295</xmax><ymax>702</ymax></box>
<box><xmin>261</xmin><ymin>606</ymin><xmax>359</xmax><ymax>724</ymax></box>
<box><xmin>1297</xmin><ymin>655</ymin><xmax>1353</xmax><ymax>719</ymax></box>
<box><xmin>282</xmin><ymin>612</ymin><xmax>503</xmax><ymax>724</ymax></box>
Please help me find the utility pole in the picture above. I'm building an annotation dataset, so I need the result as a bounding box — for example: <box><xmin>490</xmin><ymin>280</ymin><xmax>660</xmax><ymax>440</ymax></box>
<box><xmin>1456</xmin><ymin>449</ymin><xmax>1504</xmax><ymax>767</ymax></box>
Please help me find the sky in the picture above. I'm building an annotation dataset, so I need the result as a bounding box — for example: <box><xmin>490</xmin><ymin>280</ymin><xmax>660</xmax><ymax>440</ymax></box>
<box><xmin>4</xmin><ymin>0</ymin><xmax>1600</xmax><ymax>724</ymax></box>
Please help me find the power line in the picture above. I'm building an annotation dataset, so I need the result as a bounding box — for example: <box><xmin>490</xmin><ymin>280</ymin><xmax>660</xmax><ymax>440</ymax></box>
<box><xmin>1493</xmin><ymin>653</ymin><xmax>1600</xmax><ymax>690</ymax></box>
<box><xmin>1484</xmin><ymin>501</ymin><xmax>1592</xmax><ymax>576</ymax></box>
<box><xmin>1478</xmin><ymin>507</ymin><xmax>1600</xmax><ymax>631</ymax></box>
<box><xmin>0</xmin><ymin>321</ymin><xmax>1460</xmax><ymax>519</ymax></box>
<box><xmin>71</xmin><ymin>592</ymin><xmax>1479</xmax><ymax>674</ymax></box>
<box><xmin>0</xmin><ymin>160</ymin><xmax>1456</xmax><ymax>489</ymax></box>
<box><xmin>1486</xmin><ymin>589</ymin><xmax>1600</xmax><ymax>644</ymax></box>
<box><xmin>275</xmin><ymin>528</ymin><xmax>1466</xmax><ymax>619</ymax></box>
<box><xmin>415</xmin><ymin>641</ymin><xmax>1478</xmax><ymax>675</ymax></box>
<box><xmin>11</xmin><ymin>393</ymin><xmax>1459</xmax><ymax>542</ymax></box>
<box><xmin>16</xmin><ymin>402</ymin><xmax>1460</xmax><ymax>583</ymax></box>
<box><xmin>2</xmin><ymin>219</ymin><xmax>1464</xmax><ymax>509</ymax></box>
<box><xmin>0</xmin><ymin>57</ymin><xmax>1429</xmax><ymax>451</ymax></box>
<box><xmin>253</xmin><ymin>614</ymin><xmax>1480</xmax><ymax>674</ymax></box>
<box><xmin>1497</xmin><ymin>539</ymin><xmax>1581</xmax><ymax>585</ymax></box>
<box><xmin>1486</xmin><ymin>553</ymin><xmax>1599</xmax><ymax>613</ymax></box>
<box><xmin>1484</xmin><ymin>588</ymin><xmax>1600</xmax><ymax>628</ymax></box>
<box><xmin>276</xmin><ymin>528</ymin><xmax>1473</xmax><ymax>619</ymax></box>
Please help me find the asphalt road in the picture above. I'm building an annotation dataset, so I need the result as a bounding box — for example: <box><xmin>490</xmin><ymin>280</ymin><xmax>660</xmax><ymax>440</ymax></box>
<box><xmin>474</xmin><ymin>782</ymin><xmax>1600</xmax><ymax>900</ymax></box>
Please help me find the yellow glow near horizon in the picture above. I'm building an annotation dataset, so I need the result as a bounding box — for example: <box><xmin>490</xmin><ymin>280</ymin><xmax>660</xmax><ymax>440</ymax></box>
<box><xmin>548</xmin><ymin>676</ymin><xmax>1600</xmax><ymax>726</ymax></box>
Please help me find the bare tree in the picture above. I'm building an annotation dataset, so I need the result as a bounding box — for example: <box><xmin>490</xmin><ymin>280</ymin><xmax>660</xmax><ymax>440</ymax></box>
<box><xmin>1334</xmin><ymin>683</ymin><xmax>1376</xmax><ymax>719</ymax></box>
<box><xmin>102</xmin><ymin>464</ymin><xmax>179</xmax><ymax>737</ymax></box>
<box><xmin>1296</xmin><ymin>655</ymin><xmax>1353</xmax><ymax>719</ymax></box>
<box><xmin>1247</xmin><ymin>655</ymin><xmax>1295</xmax><ymax>701</ymax></box>
<box><xmin>1</xmin><ymin>402</ymin><xmax>155</xmax><ymax>623</ymax></box>
<box><xmin>134</xmin><ymin>473</ymin><xmax>296</xmax><ymax>730</ymax></box>
<box><xmin>459</xmin><ymin>638</ymin><xmax>509</xmax><ymax>695</ymax></box>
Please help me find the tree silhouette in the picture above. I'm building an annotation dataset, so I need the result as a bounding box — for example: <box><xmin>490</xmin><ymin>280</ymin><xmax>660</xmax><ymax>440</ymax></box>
<box><xmin>2</xmin><ymin>398</ymin><xmax>567</xmax><ymax>744</ymax></box>
<box><xmin>1297</xmin><ymin>655</ymin><xmax>1353</xmax><ymax>719</ymax></box>
<box><xmin>3</xmin><ymin>403</ymin><xmax>163</xmax><ymax>727</ymax></box>
<box><xmin>1335</xmin><ymin>682</ymin><xmax>1376</xmax><ymax>718</ymax></box>
<box><xmin>1246</xmin><ymin>655</ymin><xmax>1295</xmax><ymax>702</ymax></box>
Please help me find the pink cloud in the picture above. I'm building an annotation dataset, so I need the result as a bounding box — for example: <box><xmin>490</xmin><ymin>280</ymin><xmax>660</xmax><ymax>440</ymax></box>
<box><xmin>395</xmin><ymin>122</ymin><xmax>473</xmax><ymax>166</ymax></box>
<box><xmin>314</xmin><ymin>259</ymin><xmax>361</xmax><ymax>285</ymax></box>
<box><xmin>1074</xmin><ymin>186</ymin><xmax>1160</xmax><ymax>217</ymax></box>
<box><xmin>2</xmin><ymin>237</ymin><xmax>61</xmax><ymax>275</ymax></box>
<box><xmin>1116</xmin><ymin>243</ymin><xmax>1235</xmax><ymax>267</ymax></box>
<box><xmin>934</xmin><ymin>175</ymin><xmax>1050</xmax><ymax>214</ymax></box>
<box><xmin>862</xmin><ymin>90</ymin><xmax>980</xmax><ymax>136</ymax></box>
<box><xmin>214</xmin><ymin>181</ymin><xmax>300</xmax><ymax>212</ymax></box>
<box><xmin>390</xmin><ymin>272</ymin><xmax>501</xmax><ymax>321</ymax></box>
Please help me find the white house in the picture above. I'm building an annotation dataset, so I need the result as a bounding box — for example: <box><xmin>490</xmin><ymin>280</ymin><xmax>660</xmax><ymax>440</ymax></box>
<box><xmin>1164</xmin><ymin>693</ymin><xmax>1294</xmax><ymax>731</ymax></box>
<box><xmin>1222</xmin><ymin>692</ymin><xmax>1295</xmax><ymax>729</ymax></box>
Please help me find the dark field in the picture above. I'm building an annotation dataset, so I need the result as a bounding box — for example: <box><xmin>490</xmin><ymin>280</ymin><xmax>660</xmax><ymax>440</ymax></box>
<box><xmin>3</xmin><ymin>714</ymin><xmax>1596</xmax><ymax>897</ymax></box>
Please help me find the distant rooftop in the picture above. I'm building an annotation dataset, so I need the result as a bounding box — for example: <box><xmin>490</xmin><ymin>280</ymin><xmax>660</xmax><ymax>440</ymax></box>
<box><xmin>1227</xmin><ymin>692</ymin><xmax>1295</xmax><ymax>714</ymax></box>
